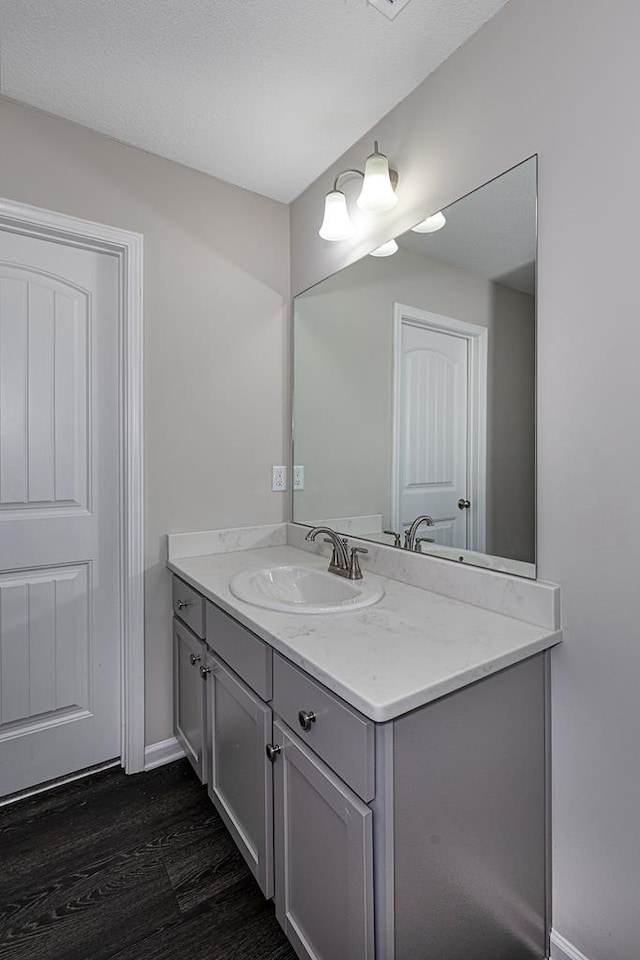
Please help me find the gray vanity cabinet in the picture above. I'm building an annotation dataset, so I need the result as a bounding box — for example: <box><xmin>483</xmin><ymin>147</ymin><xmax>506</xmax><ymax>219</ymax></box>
<box><xmin>272</xmin><ymin>718</ymin><xmax>374</xmax><ymax>960</ymax></box>
<box><xmin>173</xmin><ymin>617</ymin><xmax>207</xmax><ymax>783</ymax></box>
<box><xmin>206</xmin><ymin>652</ymin><xmax>274</xmax><ymax>898</ymax></box>
<box><xmin>171</xmin><ymin>575</ymin><xmax>550</xmax><ymax>960</ymax></box>
<box><xmin>373</xmin><ymin>652</ymin><xmax>548</xmax><ymax>960</ymax></box>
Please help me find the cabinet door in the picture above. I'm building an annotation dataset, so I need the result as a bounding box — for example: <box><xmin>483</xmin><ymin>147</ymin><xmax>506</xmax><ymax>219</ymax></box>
<box><xmin>273</xmin><ymin>719</ymin><xmax>374</xmax><ymax>960</ymax></box>
<box><xmin>173</xmin><ymin>617</ymin><xmax>207</xmax><ymax>782</ymax></box>
<box><xmin>207</xmin><ymin>655</ymin><xmax>274</xmax><ymax>898</ymax></box>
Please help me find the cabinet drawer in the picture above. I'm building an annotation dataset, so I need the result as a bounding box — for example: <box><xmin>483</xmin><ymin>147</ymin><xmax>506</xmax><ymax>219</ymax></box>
<box><xmin>206</xmin><ymin>601</ymin><xmax>272</xmax><ymax>701</ymax></box>
<box><xmin>172</xmin><ymin>576</ymin><xmax>205</xmax><ymax>638</ymax></box>
<box><xmin>272</xmin><ymin>653</ymin><xmax>374</xmax><ymax>802</ymax></box>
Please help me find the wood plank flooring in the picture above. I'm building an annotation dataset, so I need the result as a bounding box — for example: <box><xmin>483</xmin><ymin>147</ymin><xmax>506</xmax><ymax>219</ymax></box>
<box><xmin>0</xmin><ymin>760</ymin><xmax>297</xmax><ymax>960</ymax></box>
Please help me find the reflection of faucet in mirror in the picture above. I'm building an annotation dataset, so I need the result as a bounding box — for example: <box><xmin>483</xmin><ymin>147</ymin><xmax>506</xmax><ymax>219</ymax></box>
<box><xmin>305</xmin><ymin>526</ymin><xmax>368</xmax><ymax>580</ymax></box>
<box><xmin>404</xmin><ymin>515</ymin><xmax>435</xmax><ymax>552</ymax></box>
<box><xmin>415</xmin><ymin>536</ymin><xmax>436</xmax><ymax>553</ymax></box>
<box><xmin>383</xmin><ymin>529</ymin><xmax>402</xmax><ymax>548</ymax></box>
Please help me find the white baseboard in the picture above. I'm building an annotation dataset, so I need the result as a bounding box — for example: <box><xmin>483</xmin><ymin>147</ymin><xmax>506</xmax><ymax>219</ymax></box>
<box><xmin>550</xmin><ymin>930</ymin><xmax>591</xmax><ymax>960</ymax></box>
<box><xmin>144</xmin><ymin>736</ymin><xmax>185</xmax><ymax>771</ymax></box>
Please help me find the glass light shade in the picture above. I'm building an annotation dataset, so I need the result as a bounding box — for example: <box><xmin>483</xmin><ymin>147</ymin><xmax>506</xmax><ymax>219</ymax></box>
<box><xmin>369</xmin><ymin>238</ymin><xmax>398</xmax><ymax>257</ymax></box>
<box><xmin>411</xmin><ymin>211</ymin><xmax>447</xmax><ymax>233</ymax></box>
<box><xmin>356</xmin><ymin>151</ymin><xmax>397</xmax><ymax>212</ymax></box>
<box><xmin>319</xmin><ymin>190</ymin><xmax>353</xmax><ymax>241</ymax></box>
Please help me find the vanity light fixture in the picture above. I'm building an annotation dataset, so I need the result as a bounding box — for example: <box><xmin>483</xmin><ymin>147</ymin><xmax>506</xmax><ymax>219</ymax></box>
<box><xmin>369</xmin><ymin>238</ymin><xmax>398</xmax><ymax>257</ymax></box>
<box><xmin>357</xmin><ymin>143</ymin><xmax>398</xmax><ymax>212</ymax></box>
<box><xmin>318</xmin><ymin>190</ymin><xmax>353</xmax><ymax>241</ymax></box>
<box><xmin>411</xmin><ymin>211</ymin><xmax>446</xmax><ymax>233</ymax></box>
<box><xmin>318</xmin><ymin>141</ymin><xmax>398</xmax><ymax>241</ymax></box>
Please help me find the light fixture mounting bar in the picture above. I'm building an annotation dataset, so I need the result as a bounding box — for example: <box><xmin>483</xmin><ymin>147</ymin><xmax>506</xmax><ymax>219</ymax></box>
<box><xmin>333</xmin><ymin>169</ymin><xmax>364</xmax><ymax>191</ymax></box>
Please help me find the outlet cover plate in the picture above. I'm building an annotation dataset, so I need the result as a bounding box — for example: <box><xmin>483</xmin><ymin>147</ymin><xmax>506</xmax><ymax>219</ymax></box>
<box><xmin>293</xmin><ymin>465</ymin><xmax>304</xmax><ymax>490</ymax></box>
<box><xmin>272</xmin><ymin>465</ymin><xmax>287</xmax><ymax>491</ymax></box>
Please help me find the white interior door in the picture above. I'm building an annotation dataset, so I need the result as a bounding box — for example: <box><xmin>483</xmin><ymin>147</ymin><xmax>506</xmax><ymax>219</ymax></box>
<box><xmin>394</xmin><ymin>318</ymin><xmax>470</xmax><ymax>548</ymax></box>
<box><xmin>0</xmin><ymin>228</ymin><xmax>121</xmax><ymax>797</ymax></box>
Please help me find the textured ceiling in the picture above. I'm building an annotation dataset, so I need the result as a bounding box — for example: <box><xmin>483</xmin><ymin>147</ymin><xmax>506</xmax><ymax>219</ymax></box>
<box><xmin>399</xmin><ymin>158</ymin><xmax>536</xmax><ymax>294</ymax></box>
<box><xmin>0</xmin><ymin>0</ymin><xmax>508</xmax><ymax>202</ymax></box>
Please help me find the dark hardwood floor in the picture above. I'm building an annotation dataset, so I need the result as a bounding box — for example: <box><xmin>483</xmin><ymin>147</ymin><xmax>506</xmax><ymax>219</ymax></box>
<box><xmin>0</xmin><ymin>760</ymin><xmax>297</xmax><ymax>960</ymax></box>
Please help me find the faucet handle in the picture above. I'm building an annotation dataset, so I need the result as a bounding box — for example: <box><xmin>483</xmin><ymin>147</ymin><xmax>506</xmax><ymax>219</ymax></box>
<box><xmin>415</xmin><ymin>536</ymin><xmax>436</xmax><ymax>552</ymax></box>
<box><xmin>383</xmin><ymin>530</ymin><xmax>402</xmax><ymax>548</ymax></box>
<box><xmin>348</xmin><ymin>546</ymin><xmax>368</xmax><ymax>580</ymax></box>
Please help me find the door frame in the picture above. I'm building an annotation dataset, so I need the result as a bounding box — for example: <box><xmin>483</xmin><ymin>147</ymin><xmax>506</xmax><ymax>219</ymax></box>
<box><xmin>0</xmin><ymin>197</ymin><xmax>145</xmax><ymax>775</ymax></box>
<box><xmin>391</xmin><ymin>303</ymin><xmax>488</xmax><ymax>552</ymax></box>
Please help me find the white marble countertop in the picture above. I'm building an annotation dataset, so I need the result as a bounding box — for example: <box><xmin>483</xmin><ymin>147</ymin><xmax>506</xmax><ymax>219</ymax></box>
<box><xmin>168</xmin><ymin>543</ymin><xmax>561</xmax><ymax>723</ymax></box>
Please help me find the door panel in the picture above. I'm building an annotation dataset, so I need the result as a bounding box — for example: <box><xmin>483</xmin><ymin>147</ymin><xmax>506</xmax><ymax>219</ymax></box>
<box><xmin>208</xmin><ymin>654</ymin><xmax>274</xmax><ymax>898</ymax></box>
<box><xmin>0</xmin><ymin>229</ymin><xmax>120</xmax><ymax>796</ymax></box>
<box><xmin>0</xmin><ymin>564</ymin><xmax>89</xmax><ymax>728</ymax></box>
<box><xmin>273</xmin><ymin>719</ymin><xmax>374</xmax><ymax>960</ymax></box>
<box><xmin>173</xmin><ymin>618</ymin><xmax>206</xmax><ymax>782</ymax></box>
<box><xmin>396</xmin><ymin>319</ymin><xmax>469</xmax><ymax>548</ymax></box>
<box><xmin>0</xmin><ymin>269</ymin><xmax>89</xmax><ymax>515</ymax></box>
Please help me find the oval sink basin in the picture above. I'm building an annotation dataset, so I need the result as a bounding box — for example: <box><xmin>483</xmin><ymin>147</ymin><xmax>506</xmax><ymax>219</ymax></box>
<box><xmin>229</xmin><ymin>565</ymin><xmax>384</xmax><ymax>614</ymax></box>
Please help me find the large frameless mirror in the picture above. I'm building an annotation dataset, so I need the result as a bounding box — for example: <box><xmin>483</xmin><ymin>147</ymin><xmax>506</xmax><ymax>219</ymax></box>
<box><xmin>292</xmin><ymin>156</ymin><xmax>537</xmax><ymax>578</ymax></box>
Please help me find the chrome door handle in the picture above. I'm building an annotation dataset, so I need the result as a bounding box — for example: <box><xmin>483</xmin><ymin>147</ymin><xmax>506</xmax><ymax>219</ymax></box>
<box><xmin>298</xmin><ymin>710</ymin><xmax>316</xmax><ymax>732</ymax></box>
<box><xmin>189</xmin><ymin>653</ymin><xmax>201</xmax><ymax>666</ymax></box>
<box><xmin>177</xmin><ymin>599</ymin><xmax>192</xmax><ymax>610</ymax></box>
<box><xmin>458</xmin><ymin>498</ymin><xmax>471</xmax><ymax>510</ymax></box>
<box><xmin>199</xmin><ymin>665</ymin><xmax>211</xmax><ymax>679</ymax></box>
<box><xmin>266</xmin><ymin>743</ymin><xmax>282</xmax><ymax>761</ymax></box>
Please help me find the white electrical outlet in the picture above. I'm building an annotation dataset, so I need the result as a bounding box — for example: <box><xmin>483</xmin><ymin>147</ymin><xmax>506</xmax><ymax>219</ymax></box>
<box><xmin>293</xmin><ymin>465</ymin><xmax>305</xmax><ymax>490</ymax></box>
<box><xmin>272</xmin><ymin>465</ymin><xmax>287</xmax><ymax>491</ymax></box>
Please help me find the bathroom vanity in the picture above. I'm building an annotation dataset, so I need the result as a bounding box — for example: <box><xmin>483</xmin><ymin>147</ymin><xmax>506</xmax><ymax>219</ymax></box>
<box><xmin>166</xmin><ymin>154</ymin><xmax>549</xmax><ymax>960</ymax></box>
<box><xmin>168</xmin><ymin>532</ymin><xmax>560</xmax><ymax>960</ymax></box>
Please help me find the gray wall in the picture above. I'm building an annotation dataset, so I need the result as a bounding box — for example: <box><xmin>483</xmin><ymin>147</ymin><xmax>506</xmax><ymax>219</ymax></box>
<box><xmin>290</xmin><ymin>1</ymin><xmax>640</xmax><ymax>957</ymax></box>
<box><xmin>488</xmin><ymin>280</ymin><xmax>535</xmax><ymax>561</ymax></box>
<box><xmin>0</xmin><ymin>97</ymin><xmax>290</xmax><ymax>746</ymax></box>
<box><xmin>294</xmin><ymin>246</ymin><xmax>535</xmax><ymax>561</ymax></box>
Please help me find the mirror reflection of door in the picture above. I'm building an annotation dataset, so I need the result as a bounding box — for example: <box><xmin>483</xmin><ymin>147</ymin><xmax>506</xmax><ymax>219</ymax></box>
<box><xmin>392</xmin><ymin>306</ymin><xmax>487</xmax><ymax>551</ymax></box>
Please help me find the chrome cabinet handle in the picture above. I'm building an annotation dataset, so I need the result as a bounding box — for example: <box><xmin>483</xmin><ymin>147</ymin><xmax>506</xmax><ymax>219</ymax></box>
<box><xmin>298</xmin><ymin>710</ymin><xmax>317</xmax><ymax>732</ymax></box>
<box><xmin>177</xmin><ymin>599</ymin><xmax>192</xmax><ymax>610</ymax></box>
<box><xmin>199</xmin><ymin>665</ymin><xmax>211</xmax><ymax>679</ymax></box>
<box><xmin>458</xmin><ymin>498</ymin><xmax>471</xmax><ymax>510</ymax></box>
<box><xmin>189</xmin><ymin>653</ymin><xmax>201</xmax><ymax>666</ymax></box>
<box><xmin>266</xmin><ymin>743</ymin><xmax>282</xmax><ymax>761</ymax></box>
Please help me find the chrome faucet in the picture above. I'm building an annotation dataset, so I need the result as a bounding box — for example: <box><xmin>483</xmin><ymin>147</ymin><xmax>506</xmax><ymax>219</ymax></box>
<box><xmin>404</xmin><ymin>515</ymin><xmax>435</xmax><ymax>551</ymax></box>
<box><xmin>305</xmin><ymin>527</ymin><xmax>368</xmax><ymax>580</ymax></box>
